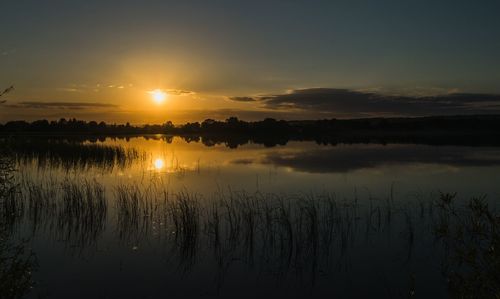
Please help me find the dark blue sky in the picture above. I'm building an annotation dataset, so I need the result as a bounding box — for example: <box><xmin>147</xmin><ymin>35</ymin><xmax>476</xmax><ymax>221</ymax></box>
<box><xmin>1</xmin><ymin>0</ymin><xmax>500</xmax><ymax>122</ymax></box>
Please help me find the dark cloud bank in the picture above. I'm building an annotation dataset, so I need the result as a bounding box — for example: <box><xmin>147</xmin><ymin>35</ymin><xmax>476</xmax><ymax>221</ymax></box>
<box><xmin>230</xmin><ymin>88</ymin><xmax>500</xmax><ymax>117</ymax></box>
<box><xmin>228</xmin><ymin>96</ymin><xmax>258</xmax><ymax>102</ymax></box>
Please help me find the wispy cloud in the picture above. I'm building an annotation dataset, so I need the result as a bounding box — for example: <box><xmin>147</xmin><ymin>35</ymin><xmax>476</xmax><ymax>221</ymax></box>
<box><xmin>0</xmin><ymin>48</ymin><xmax>16</xmax><ymax>56</ymax></box>
<box><xmin>56</xmin><ymin>88</ymin><xmax>82</xmax><ymax>92</ymax></box>
<box><xmin>5</xmin><ymin>101</ymin><xmax>118</xmax><ymax>110</ymax></box>
<box><xmin>57</xmin><ymin>83</ymin><xmax>135</xmax><ymax>93</ymax></box>
<box><xmin>227</xmin><ymin>96</ymin><xmax>257</xmax><ymax>102</ymax></box>
<box><xmin>167</xmin><ymin>89</ymin><xmax>196</xmax><ymax>96</ymax></box>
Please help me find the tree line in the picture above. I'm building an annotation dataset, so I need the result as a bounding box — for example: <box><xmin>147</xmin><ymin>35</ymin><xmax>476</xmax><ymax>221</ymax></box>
<box><xmin>1</xmin><ymin>115</ymin><xmax>500</xmax><ymax>147</ymax></box>
<box><xmin>1</xmin><ymin>115</ymin><xmax>500</xmax><ymax>133</ymax></box>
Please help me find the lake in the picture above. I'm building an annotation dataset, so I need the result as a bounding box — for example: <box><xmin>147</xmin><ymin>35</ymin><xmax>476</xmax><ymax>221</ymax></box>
<box><xmin>1</xmin><ymin>135</ymin><xmax>499</xmax><ymax>298</ymax></box>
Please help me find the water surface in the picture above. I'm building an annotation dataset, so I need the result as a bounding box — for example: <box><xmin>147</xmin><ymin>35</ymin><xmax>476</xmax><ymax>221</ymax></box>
<box><xmin>3</xmin><ymin>136</ymin><xmax>500</xmax><ymax>298</ymax></box>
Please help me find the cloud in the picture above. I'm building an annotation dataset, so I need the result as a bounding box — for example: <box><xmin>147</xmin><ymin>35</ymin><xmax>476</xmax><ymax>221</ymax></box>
<box><xmin>58</xmin><ymin>83</ymin><xmax>133</xmax><ymax>93</ymax></box>
<box><xmin>0</xmin><ymin>49</ymin><xmax>15</xmax><ymax>56</ymax></box>
<box><xmin>232</xmin><ymin>88</ymin><xmax>500</xmax><ymax>117</ymax></box>
<box><xmin>227</xmin><ymin>96</ymin><xmax>257</xmax><ymax>102</ymax></box>
<box><xmin>167</xmin><ymin>89</ymin><xmax>196</xmax><ymax>96</ymax></box>
<box><xmin>5</xmin><ymin>101</ymin><xmax>118</xmax><ymax>110</ymax></box>
<box><xmin>57</xmin><ymin>88</ymin><xmax>81</xmax><ymax>92</ymax></box>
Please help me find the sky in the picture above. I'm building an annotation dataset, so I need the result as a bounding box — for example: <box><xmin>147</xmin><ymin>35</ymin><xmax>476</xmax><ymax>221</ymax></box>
<box><xmin>1</xmin><ymin>0</ymin><xmax>500</xmax><ymax>124</ymax></box>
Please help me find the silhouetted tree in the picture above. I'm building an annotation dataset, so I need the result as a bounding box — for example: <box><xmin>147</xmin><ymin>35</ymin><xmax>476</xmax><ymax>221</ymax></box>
<box><xmin>163</xmin><ymin>121</ymin><xmax>175</xmax><ymax>132</ymax></box>
<box><xmin>1</xmin><ymin>115</ymin><xmax>500</xmax><ymax>147</ymax></box>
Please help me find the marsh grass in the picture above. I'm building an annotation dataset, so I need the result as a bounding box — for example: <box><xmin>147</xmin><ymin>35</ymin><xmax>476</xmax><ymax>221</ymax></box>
<box><xmin>433</xmin><ymin>193</ymin><xmax>500</xmax><ymax>298</ymax></box>
<box><xmin>24</xmin><ymin>179</ymin><xmax>59</xmax><ymax>235</ymax></box>
<box><xmin>0</xmin><ymin>156</ymin><xmax>23</xmax><ymax>233</ymax></box>
<box><xmin>3</xmin><ymin>156</ymin><xmax>500</xmax><ymax>297</ymax></box>
<box><xmin>58</xmin><ymin>179</ymin><xmax>107</xmax><ymax>249</ymax></box>
<box><xmin>14</xmin><ymin>177</ymin><xmax>108</xmax><ymax>252</ymax></box>
<box><xmin>1</xmin><ymin>138</ymin><xmax>141</xmax><ymax>172</ymax></box>
<box><xmin>109</xmin><ymin>182</ymin><xmax>373</xmax><ymax>278</ymax></box>
<box><xmin>10</xmin><ymin>178</ymin><xmax>425</xmax><ymax>276</ymax></box>
<box><xmin>0</xmin><ymin>155</ymin><xmax>38</xmax><ymax>299</ymax></box>
<box><xmin>0</xmin><ymin>232</ymin><xmax>38</xmax><ymax>299</ymax></box>
<box><xmin>115</xmin><ymin>184</ymin><xmax>154</xmax><ymax>242</ymax></box>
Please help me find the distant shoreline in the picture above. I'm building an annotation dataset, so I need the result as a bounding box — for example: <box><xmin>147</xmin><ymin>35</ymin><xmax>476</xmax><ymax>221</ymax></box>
<box><xmin>1</xmin><ymin>115</ymin><xmax>500</xmax><ymax>147</ymax></box>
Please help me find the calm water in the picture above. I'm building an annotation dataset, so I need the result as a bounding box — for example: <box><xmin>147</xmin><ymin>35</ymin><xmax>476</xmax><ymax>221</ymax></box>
<box><xmin>3</xmin><ymin>136</ymin><xmax>500</xmax><ymax>298</ymax></box>
<box><xmin>20</xmin><ymin>136</ymin><xmax>500</xmax><ymax>197</ymax></box>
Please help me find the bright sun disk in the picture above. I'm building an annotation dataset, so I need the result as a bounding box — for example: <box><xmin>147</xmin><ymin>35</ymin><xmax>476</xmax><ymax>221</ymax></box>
<box><xmin>149</xmin><ymin>89</ymin><xmax>168</xmax><ymax>104</ymax></box>
<box><xmin>154</xmin><ymin>158</ymin><xmax>165</xmax><ymax>170</ymax></box>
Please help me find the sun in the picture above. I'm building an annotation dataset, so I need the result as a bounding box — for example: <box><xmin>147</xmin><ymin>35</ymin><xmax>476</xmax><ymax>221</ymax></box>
<box><xmin>149</xmin><ymin>89</ymin><xmax>168</xmax><ymax>104</ymax></box>
<box><xmin>153</xmin><ymin>158</ymin><xmax>164</xmax><ymax>170</ymax></box>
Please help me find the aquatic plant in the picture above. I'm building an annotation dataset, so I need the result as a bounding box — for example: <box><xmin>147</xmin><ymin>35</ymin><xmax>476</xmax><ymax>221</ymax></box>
<box><xmin>1</xmin><ymin>137</ymin><xmax>141</xmax><ymax>172</ymax></box>
<box><xmin>0</xmin><ymin>232</ymin><xmax>37</xmax><ymax>299</ymax></box>
<box><xmin>433</xmin><ymin>193</ymin><xmax>500</xmax><ymax>298</ymax></box>
<box><xmin>0</xmin><ymin>155</ymin><xmax>23</xmax><ymax>232</ymax></box>
<box><xmin>0</xmin><ymin>154</ymin><xmax>37</xmax><ymax>299</ymax></box>
<box><xmin>4</xmin><ymin>164</ymin><xmax>500</xmax><ymax>297</ymax></box>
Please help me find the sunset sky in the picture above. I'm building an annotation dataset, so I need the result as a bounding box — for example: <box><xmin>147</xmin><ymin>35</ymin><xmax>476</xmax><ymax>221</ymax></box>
<box><xmin>1</xmin><ymin>0</ymin><xmax>500</xmax><ymax>124</ymax></box>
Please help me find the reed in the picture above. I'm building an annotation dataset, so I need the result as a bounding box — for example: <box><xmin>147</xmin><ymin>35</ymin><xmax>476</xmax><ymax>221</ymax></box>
<box><xmin>3</xmin><ymin>159</ymin><xmax>499</xmax><ymax>297</ymax></box>
<box><xmin>0</xmin><ymin>155</ymin><xmax>23</xmax><ymax>233</ymax></box>
<box><xmin>114</xmin><ymin>184</ymin><xmax>153</xmax><ymax>242</ymax></box>
<box><xmin>14</xmin><ymin>177</ymin><xmax>108</xmax><ymax>251</ymax></box>
<box><xmin>432</xmin><ymin>193</ymin><xmax>500</xmax><ymax>298</ymax></box>
<box><xmin>0</xmin><ymin>232</ymin><xmax>38</xmax><ymax>299</ymax></box>
<box><xmin>58</xmin><ymin>179</ymin><xmax>107</xmax><ymax>249</ymax></box>
<box><xmin>0</xmin><ymin>155</ymin><xmax>37</xmax><ymax>299</ymax></box>
<box><xmin>1</xmin><ymin>137</ymin><xmax>141</xmax><ymax>172</ymax></box>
